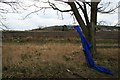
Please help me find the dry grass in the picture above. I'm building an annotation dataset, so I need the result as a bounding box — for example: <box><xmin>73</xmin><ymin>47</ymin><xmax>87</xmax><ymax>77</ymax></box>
<box><xmin>2</xmin><ymin>42</ymin><xmax>118</xmax><ymax>78</ymax></box>
<box><xmin>3</xmin><ymin>43</ymin><xmax>83</xmax><ymax>65</ymax></box>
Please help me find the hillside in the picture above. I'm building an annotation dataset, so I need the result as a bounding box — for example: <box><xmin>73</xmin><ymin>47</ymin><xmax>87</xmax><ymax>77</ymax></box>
<box><xmin>31</xmin><ymin>25</ymin><xmax>75</xmax><ymax>31</ymax></box>
<box><xmin>30</xmin><ymin>25</ymin><xmax>120</xmax><ymax>32</ymax></box>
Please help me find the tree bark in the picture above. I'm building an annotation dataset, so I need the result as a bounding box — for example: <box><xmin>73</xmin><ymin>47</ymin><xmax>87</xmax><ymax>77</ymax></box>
<box><xmin>90</xmin><ymin>2</ymin><xmax>99</xmax><ymax>56</ymax></box>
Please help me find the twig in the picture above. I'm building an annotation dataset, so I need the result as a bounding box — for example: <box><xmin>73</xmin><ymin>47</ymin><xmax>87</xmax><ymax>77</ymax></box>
<box><xmin>66</xmin><ymin>69</ymin><xmax>86</xmax><ymax>78</ymax></box>
<box><xmin>23</xmin><ymin>8</ymin><xmax>43</xmax><ymax>19</ymax></box>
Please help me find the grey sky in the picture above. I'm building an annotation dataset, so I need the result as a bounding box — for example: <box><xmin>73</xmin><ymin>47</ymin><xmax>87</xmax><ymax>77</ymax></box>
<box><xmin>1</xmin><ymin>0</ymin><xmax>119</xmax><ymax>30</ymax></box>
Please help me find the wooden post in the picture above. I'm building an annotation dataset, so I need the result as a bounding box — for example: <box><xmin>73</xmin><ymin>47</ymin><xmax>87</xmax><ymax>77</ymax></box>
<box><xmin>0</xmin><ymin>31</ymin><xmax>2</xmax><ymax>80</ymax></box>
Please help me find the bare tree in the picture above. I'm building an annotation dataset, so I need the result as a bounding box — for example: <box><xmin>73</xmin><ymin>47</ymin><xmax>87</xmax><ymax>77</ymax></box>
<box><xmin>21</xmin><ymin>0</ymin><xmax>119</xmax><ymax>56</ymax></box>
<box><xmin>1</xmin><ymin>0</ymin><xmax>119</xmax><ymax>55</ymax></box>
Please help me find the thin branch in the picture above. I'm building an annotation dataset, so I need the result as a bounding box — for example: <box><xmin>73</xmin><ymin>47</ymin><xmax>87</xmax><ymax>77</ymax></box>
<box><xmin>17</xmin><ymin>3</ymin><xmax>28</xmax><ymax>10</ymax></box>
<box><xmin>98</xmin><ymin>6</ymin><xmax>120</xmax><ymax>13</ymax></box>
<box><xmin>76</xmin><ymin>2</ymin><xmax>90</xmax><ymax>26</ymax></box>
<box><xmin>98</xmin><ymin>2</ymin><xmax>111</xmax><ymax>11</ymax></box>
<box><xmin>48</xmin><ymin>1</ymin><xmax>72</xmax><ymax>12</ymax></box>
<box><xmin>85</xmin><ymin>2</ymin><xmax>91</xmax><ymax>7</ymax></box>
<box><xmin>0</xmin><ymin>9</ymin><xmax>8</xmax><ymax>13</ymax></box>
<box><xmin>83</xmin><ymin>2</ymin><xmax>90</xmax><ymax>26</ymax></box>
<box><xmin>0</xmin><ymin>1</ymin><xmax>22</xmax><ymax>13</ymax></box>
<box><xmin>0</xmin><ymin>27</ymin><xmax>5</xmax><ymax>30</ymax></box>
<box><xmin>0</xmin><ymin>1</ymin><xmax>17</xmax><ymax>4</ymax></box>
<box><xmin>98</xmin><ymin>2</ymin><xmax>120</xmax><ymax>14</ymax></box>
<box><xmin>76</xmin><ymin>2</ymin><xmax>84</xmax><ymax>12</ymax></box>
<box><xmin>0</xmin><ymin>14</ymin><xmax>6</xmax><ymax>20</ymax></box>
<box><xmin>23</xmin><ymin>8</ymin><xmax>44</xmax><ymax>19</ymax></box>
<box><xmin>0</xmin><ymin>20</ymin><xmax>8</xmax><ymax>29</ymax></box>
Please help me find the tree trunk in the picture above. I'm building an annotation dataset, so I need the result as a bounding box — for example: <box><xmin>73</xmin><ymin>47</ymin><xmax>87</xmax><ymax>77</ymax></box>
<box><xmin>86</xmin><ymin>23</ymin><xmax>96</xmax><ymax>57</ymax></box>
<box><xmin>68</xmin><ymin>2</ymin><xmax>99</xmax><ymax>56</ymax></box>
<box><xmin>90</xmin><ymin>2</ymin><xmax>99</xmax><ymax>56</ymax></box>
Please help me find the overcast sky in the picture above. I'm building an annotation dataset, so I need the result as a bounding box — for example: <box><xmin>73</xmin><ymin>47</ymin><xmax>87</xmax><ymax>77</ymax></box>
<box><xmin>1</xmin><ymin>0</ymin><xmax>120</xmax><ymax>31</ymax></box>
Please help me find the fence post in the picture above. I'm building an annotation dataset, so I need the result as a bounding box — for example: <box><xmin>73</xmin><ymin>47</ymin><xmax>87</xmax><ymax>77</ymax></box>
<box><xmin>0</xmin><ymin>31</ymin><xmax>2</xmax><ymax>80</ymax></box>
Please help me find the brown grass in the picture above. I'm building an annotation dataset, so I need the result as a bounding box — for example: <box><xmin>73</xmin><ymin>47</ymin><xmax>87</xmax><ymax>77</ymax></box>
<box><xmin>2</xmin><ymin>42</ymin><xmax>118</xmax><ymax>78</ymax></box>
<box><xmin>3</xmin><ymin>43</ymin><xmax>83</xmax><ymax>65</ymax></box>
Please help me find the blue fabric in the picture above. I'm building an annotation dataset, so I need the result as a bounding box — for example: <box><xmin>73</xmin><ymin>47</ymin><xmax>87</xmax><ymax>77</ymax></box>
<box><xmin>74</xmin><ymin>25</ymin><xmax>113</xmax><ymax>75</ymax></box>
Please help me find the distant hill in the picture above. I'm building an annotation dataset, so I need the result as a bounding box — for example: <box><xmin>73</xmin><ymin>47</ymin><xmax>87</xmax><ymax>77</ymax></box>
<box><xmin>31</xmin><ymin>25</ymin><xmax>120</xmax><ymax>32</ymax></box>
<box><xmin>31</xmin><ymin>25</ymin><xmax>75</xmax><ymax>31</ymax></box>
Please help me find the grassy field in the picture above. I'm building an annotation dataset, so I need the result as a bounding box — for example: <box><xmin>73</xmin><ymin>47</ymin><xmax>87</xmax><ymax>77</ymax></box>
<box><xmin>2</xmin><ymin>39</ymin><xmax>118</xmax><ymax>79</ymax></box>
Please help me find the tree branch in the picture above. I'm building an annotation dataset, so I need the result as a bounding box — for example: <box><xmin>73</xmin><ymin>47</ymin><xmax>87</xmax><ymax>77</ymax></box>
<box><xmin>0</xmin><ymin>20</ymin><xmax>8</xmax><ymax>30</ymax></box>
<box><xmin>76</xmin><ymin>2</ymin><xmax>90</xmax><ymax>26</ymax></box>
<box><xmin>48</xmin><ymin>1</ymin><xmax>72</xmax><ymax>12</ymax></box>
<box><xmin>98</xmin><ymin>5</ymin><xmax>120</xmax><ymax>13</ymax></box>
<box><xmin>98</xmin><ymin>2</ymin><xmax>120</xmax><ymax>14</ymax></box>
<box><xmin>83</xmin><ymin>2</ymin><xmax>90</xmax><ymax>26</ymax></box>
<box><xmin>23</xmin><ymin>8</ymin><xmax>44</xmax><ymax>19</ymax></box>
<box><xmin>67</xmin><ymin>2</ymin><xmax>88</xmax><ymax>36</ymax></box>
<box><xmin>0</xmin><ymin>1</ymin><xmax>20</xmax><ymax>13</ymax></box>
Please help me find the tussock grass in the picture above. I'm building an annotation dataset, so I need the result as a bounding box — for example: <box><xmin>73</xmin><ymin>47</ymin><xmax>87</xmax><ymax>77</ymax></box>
<box><xmin>2</xmin><ymin>42</ymin><xmax>118</xmax><ymax>78</ymax></box>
